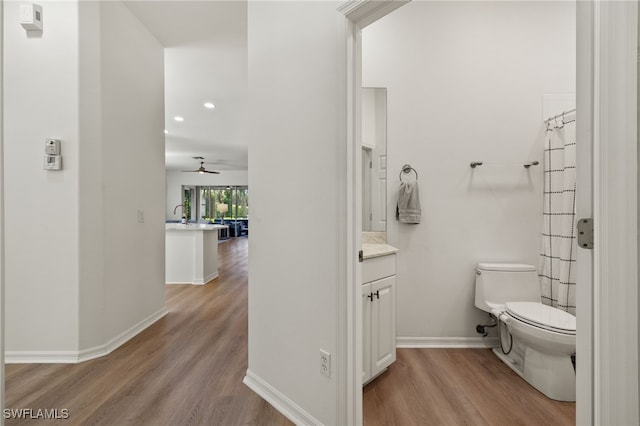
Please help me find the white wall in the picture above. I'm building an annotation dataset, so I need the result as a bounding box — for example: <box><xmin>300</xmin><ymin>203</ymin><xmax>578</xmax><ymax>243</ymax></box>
<box><xmin>362</xmin><ymin>2</ymin><xmax>576</xmax><ymax>340</ymax></box>
<box><xmin>165</xmin><ymin>170</ymin><xmax>248</xmax><ymax>220</ymax></box>
<box><xmin>4</xmin><ymin>0</ymin><xmax>165</xmax><ymax>358</ymax></box>
<box><xmin>0</xmin><ymin>0</ymin><xmax>5</xmax><ymax>407</ymax></box>
<box><xmin>246</xmin><ymin>2</ymin><xmax>344</xmax><ymax>424</ymax></box>
<box><xmin>636</xmin><ymin>3</ymin><xmax>640</xmax><ymax>417</ymax></box>
<box><xmin>97</xmin><ymin>1</ymin><xmax>166</xmax><ymax>345</ymax></box>
<box><xmin>4</xmin><ymin>0</ymin><xmax>81</xmax><ymax>352</ymax></box>
<box><xmin>78</xmin><ymin>0</ymin><xmax>105</xmax><ymax>351</ymax></box>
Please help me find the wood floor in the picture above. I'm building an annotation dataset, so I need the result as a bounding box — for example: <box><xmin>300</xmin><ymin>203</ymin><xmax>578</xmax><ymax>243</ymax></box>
<box><xmin>5</xmin><ymin>237</ymin><xmax>290</xmax><ymax>426</ymax></box>
<box><xmin>364</xmin><ymin>348</ymin><xmax>576</xmax><ymax>426</ymax></box>
<box><xmin>6</xmin><ymin>236</ymin><xmax>575</xmax><ymax>426</ymax></box>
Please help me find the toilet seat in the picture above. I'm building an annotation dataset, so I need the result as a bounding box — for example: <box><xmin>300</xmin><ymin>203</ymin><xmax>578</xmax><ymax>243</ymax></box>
<box><xmin>506</xmin><ymin>302</ymin><xmax>576</xmax><ymax>335</ymax></box>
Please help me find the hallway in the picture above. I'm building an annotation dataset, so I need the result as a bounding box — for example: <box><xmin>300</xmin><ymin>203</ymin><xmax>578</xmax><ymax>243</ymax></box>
<box><xmin>5</xmin><ymin>237</ymin><xmax>290</xmax><ymax>425</ymax></box>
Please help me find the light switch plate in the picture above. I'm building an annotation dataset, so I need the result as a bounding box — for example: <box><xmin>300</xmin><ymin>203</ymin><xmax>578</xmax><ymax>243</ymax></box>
<box><xmin>44</xmin><ymin>154</ymin><xmax>62</xmax><ymax>170</ymax></box>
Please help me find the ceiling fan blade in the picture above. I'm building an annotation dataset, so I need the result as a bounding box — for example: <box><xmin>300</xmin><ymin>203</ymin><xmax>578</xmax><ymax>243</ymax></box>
<box><xmin>205</xmin><ymin>160</ymin><xmax>243</xmax><ymax>167</ymax></box>
<box><xmin>181</xmin><ymin>161</ymin><xmax>220</xmax><ymax>174</ymax></box>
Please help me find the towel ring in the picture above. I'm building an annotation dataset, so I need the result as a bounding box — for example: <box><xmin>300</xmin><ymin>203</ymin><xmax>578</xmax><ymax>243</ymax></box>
<box><xmin>400</xmin><ymin>164</ymin><xmax>418</xmax><ymax>181</ymax></box>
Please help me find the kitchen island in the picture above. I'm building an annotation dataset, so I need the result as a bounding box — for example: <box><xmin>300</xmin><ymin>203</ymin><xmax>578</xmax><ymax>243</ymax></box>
<box><xmin>165</xmin><ymin>223</ymin><xmax>229</xmax><ymax>285</ymax></box>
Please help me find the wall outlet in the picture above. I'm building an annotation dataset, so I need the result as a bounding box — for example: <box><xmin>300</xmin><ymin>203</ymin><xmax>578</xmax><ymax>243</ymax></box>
<box><xmin>137</xmin><ymin>209</ymin><xmax>145</xmax><ymax>223</ymax></box>
<box><xmin>320</xmin><ymin>350</ymin><xmax>331</xmax><ymax>377</ymax></box>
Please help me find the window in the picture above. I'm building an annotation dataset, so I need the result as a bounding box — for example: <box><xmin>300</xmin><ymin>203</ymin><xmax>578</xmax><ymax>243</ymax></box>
<box><xmin>182</xmin><ymin>185</ymin><xmax>249</xmax><ymax>224</ymax></box>
<box><xmin>182</xmin><ymin>186</ymin><xmax>196</xmax><ymax>222</ymax></box>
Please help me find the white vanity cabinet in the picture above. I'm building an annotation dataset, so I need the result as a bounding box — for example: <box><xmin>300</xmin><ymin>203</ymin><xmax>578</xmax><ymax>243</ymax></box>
<box><xmin>362</xmin><ymin>252</ymin><xmax>397</xmax><ymax>385</ymax></box>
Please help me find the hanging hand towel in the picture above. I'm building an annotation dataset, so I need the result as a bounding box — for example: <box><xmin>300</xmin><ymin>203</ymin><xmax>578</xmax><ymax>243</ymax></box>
<box><xmin>396</xmin><ymin>181</ymin><xmax>421</xmax><ymax>224</ymax></box>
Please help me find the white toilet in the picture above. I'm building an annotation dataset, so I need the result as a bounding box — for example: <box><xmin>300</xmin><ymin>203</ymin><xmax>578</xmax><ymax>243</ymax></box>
<box><xmin>474</xmin><ymin>262</ymin><xmax>576</xmax><ymax>402</ymax></box>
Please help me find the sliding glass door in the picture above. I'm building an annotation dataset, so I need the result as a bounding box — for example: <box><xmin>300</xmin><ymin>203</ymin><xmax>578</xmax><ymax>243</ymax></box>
<box><xmin>182</xmin><ymin>185</ymin><xmax>249</xmax><ymax>234</ymax></box>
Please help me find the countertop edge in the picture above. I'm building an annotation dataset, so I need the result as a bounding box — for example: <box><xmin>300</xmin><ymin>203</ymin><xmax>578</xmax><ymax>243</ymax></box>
<box><xmin>362</xmin><ymin>243</ymin><xmax>399</xmax><ymax>260</ymax></box>
<box><xmin>165</xmin><ymin>225</ymin><xmax>229</xmax><ymax>231</ymax></box>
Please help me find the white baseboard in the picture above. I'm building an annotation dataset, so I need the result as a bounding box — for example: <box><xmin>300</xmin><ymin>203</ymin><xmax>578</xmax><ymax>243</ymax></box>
<box><xmin>90</xmin><ymin>306</ymin><xmax>169</xmax><ymax>362</ymax></box>
<box><xmin>166</xmin><ymin>273</ymin><xmax>218</xmax><ymax>285</ymax></box>
<box><xmin>243</xmin><ymin>370</ymin><xmax>323</xmax><ymax>426</ymax></box>
<box><xmin>202</xmin><ymin>272</ymin><xmax>218</xmax><ymax>284</ymax></box>
<box><xmin>4</xmin><ymin>350</ymin><xmax>83</xmax><ymax>364</ymax></box>
<box><xmin>6</xmin><ymin>306</ymin><xmax>168</xmax><ymax>364</ymax></box>
<box><xmin>396</xmin><ymin>336</ymin><xmax>498</xmax><ymax>349</ymax></box>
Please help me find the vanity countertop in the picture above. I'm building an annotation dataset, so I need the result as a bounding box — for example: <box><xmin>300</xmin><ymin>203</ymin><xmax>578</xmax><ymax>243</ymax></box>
<box><xmin>362</xmin><ymin>243</ymin><xmax>399</xmax><ymax>260</ymax></box>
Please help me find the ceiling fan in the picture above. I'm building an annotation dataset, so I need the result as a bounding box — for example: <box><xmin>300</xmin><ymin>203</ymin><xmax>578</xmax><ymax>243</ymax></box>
<box><xmin>181</xmin><ymin>161</ymin><xmax>220</xmax><ymax>174</ymax></box>
<box><xmin>205</xmin><ymin>159</ymin><xmax>243</xmax><ymax>167</ymax></box>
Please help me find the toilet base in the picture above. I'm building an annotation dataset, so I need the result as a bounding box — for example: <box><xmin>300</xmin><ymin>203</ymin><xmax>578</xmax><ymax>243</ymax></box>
<box><xmin>492</xmin><ymin>347</ymin><xmax>576</xmax><ymax>402</ymax></box>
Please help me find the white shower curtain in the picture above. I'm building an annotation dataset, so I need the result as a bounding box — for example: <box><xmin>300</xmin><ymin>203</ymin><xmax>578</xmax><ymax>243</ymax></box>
<box><xmin>539</xmin><ymin>120</ymin><xmax>577</xmax><ymax>315</ymax></box>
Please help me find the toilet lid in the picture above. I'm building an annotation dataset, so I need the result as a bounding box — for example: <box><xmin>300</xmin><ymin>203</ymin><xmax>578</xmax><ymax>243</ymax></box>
<box><xmin>505</xmin><ymin>302</ymin><xmax>576</xmax><ymax>335</ymax></box>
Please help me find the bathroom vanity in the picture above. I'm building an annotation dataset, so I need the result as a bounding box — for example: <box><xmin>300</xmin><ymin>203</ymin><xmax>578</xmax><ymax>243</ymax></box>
<box><xmin>361</xmin><ymin>88</ymin><xmax>396</xmax><ymax>385</ymax></box>
<box><xmin>362</xmin><ymin>239</ymin><xmax>398</xmax><ymax>385</ymax></box>
<box><xmin>165</xmin><ymin>223</ymin><xmax>228</xmax><ymax>285</ymax></box>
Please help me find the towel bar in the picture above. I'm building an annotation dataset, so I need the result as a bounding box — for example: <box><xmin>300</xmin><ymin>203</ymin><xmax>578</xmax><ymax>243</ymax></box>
<box><xmin>400</xmin><ymin>164</ymin><xmax>418</xmax><ymax>181</ymax></box>
<box><xmin>470</xmin><ymin>161</ymin><xmax>540</xmax><ymax>168</ymax></box>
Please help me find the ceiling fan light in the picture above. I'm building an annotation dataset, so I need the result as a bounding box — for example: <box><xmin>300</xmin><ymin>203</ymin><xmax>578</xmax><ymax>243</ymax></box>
<box><xmin>174</xmin><ymin>116</ymin><xmax>184</xmax><ymax>122</ymax></box>
<box><xmin>204</xmin><ymin>102</ymin><xmax>215</xmax><ymax>109</ymax></box>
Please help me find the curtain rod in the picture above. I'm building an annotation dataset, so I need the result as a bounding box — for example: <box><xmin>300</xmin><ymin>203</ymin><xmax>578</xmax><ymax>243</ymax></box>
<box><xmin>544</xmin><ymin>108</ymin><xmax>576</xmax><ymax>124</ymax></box>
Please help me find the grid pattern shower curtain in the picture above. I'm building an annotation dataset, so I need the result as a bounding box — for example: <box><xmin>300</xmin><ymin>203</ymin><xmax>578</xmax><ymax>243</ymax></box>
<box><xmin>539</xmin><ymin>120</ymin><xmax>577</xmax><ymax>315</ymax></box>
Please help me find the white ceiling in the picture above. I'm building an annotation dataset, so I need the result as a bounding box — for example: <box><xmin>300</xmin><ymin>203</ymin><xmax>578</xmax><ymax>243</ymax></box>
<box><xmin>124</xmin><ymin>1</ymin><xmax>248</xmax><ymax>172</ymax></box>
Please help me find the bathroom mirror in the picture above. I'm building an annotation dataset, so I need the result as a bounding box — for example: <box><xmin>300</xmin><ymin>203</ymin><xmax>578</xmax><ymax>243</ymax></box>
<box><xmin>362</xmin><ymin>87</ymin><xmax>388</xmax><ymax>232</ymax></box>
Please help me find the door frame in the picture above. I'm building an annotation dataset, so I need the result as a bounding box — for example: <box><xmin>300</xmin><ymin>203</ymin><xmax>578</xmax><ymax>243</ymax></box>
<box><xmin>337</xmin><ymin>2</ymin><xmax>409</xmax><ymax>425</ymax></box>
<box><xmin>575</xmin><ymin>2</ymin><xmax>594</xmax><ymax>422</ymax></box>
<box><xmin>0</xmin><ymin>0</ymin><xmax>5</xmax><ymax>415</ymax></box>
<box><xmin>583</xmin><ymin>1</ymin><xmax>639</xmax><ymax>424</ymax></box>
<box><xmin>339</xmin><ymin>1</ymin><xmax>639</xmax><ymax>425</ymax></box>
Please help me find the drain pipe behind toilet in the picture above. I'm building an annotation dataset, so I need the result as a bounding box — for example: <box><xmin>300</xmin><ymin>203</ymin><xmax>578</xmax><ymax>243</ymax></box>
<box><xmin>475</xmin><ymin>314</ymin><xmax>497</xmax><ymax>337</ymax></box>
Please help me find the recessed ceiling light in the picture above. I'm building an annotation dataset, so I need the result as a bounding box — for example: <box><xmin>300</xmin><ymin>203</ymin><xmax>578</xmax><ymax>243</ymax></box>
<box><xmin>174</xmin><ymin>116</ymin><xmax>184</xmax><ymax>122</ymax></box>
<box><xmin>204</xmin><ymin>102</ymin><xmax>215</xmax><ymax>109</ymax></box>
<box><xmin>164</xmin><ymin>129</ymin><xmax>169</xmax><ymax>134</ymax></box>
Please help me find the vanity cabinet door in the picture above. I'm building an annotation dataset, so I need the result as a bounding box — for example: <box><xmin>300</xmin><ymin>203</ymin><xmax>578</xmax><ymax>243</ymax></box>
<box><xmin>370</xmin><ymin>275</ymin><xmax>396</xmax><ymax>378</ymax></box>
<box><xmin>362</xmin><ymin>282</ymin><xmax>372</xmax><ymax>384</ymax></box>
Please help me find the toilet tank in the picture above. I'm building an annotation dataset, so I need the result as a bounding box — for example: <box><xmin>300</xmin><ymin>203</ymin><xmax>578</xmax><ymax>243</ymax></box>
<box><xmin>474</xmin><ymin>263</ymin><xmax>541</xmax><ymax>313</ymax></box>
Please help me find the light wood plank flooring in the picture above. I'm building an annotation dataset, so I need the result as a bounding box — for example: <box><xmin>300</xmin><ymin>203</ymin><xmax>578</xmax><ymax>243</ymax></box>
<box><xmin>364</xmin><ymin>348</ymin><xmax>576</xmax><ymax>426</ymax></box>
<box><xmin>6</xmin><ymin>237</ymin><xmax>575</xmax><ymax>425</ymax></box>
<box><xmin>6</xmin><ymin>237</ymin><xmax>290</xmax><ymax>426</ymax></box>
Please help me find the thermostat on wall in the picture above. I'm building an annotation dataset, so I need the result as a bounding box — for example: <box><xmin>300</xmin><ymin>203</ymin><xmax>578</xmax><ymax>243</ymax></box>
<box><xmin>20</xmin><ymin>3</ymin><xmax>43</xmax><ymax>31</ymax></box>
<box><xmin>45</xmin><ymin>138</ymin><xmax>60</xmax><ymax>155</ymax></box>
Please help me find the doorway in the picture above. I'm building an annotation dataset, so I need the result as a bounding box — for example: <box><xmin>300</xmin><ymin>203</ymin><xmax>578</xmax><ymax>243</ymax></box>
<box><xmin>340</xmin><ymin>1</ymin><xmax>639</xmax><ymax>425</ymax></box>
